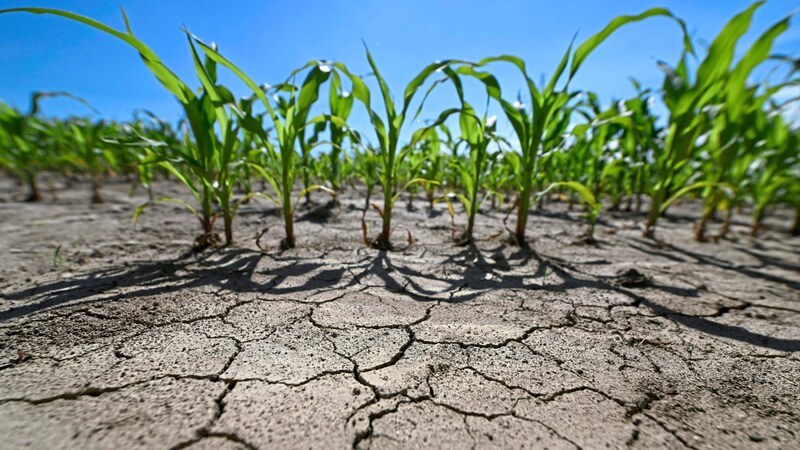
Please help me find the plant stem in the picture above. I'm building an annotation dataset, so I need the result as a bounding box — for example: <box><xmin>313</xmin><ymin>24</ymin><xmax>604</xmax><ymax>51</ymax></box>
<box><xmin>695</xmin><ymin>212</ymin><xmax>709</xmax><ymax>242</ymax></box>
<box><xmin>715</xmin><ymin>209</ymin><xmax>732</xmax><ymax>240</ymax></box>
<box><xmin>587</xmin><ymin>218</ymin><xmax>596</xmax><ymax>240</ymax></box>
<box><xmin>224</xmin><ymin>211</ymin><xmax>233</xmax><ymax>245</ymax></box>
<box><xmin>750</xmin><ymin>205</ymin><xmax>765</xmax><ymax>237</ymax></box>
<box><xmin>303</xmin><ymin>166</ymin><xmax>312</xmax><ymax>204</ymax></box>
<box><xmin>330</xmin><ymin>148</ymin><xmax>340</xmax><ymax>191</ymax></box>
<box><xmin>281</xmin><ymin>180</ymin><xmax>295</xmax><ymax>249</ymax></box>
<box><xmin>91</xmin><ymin>175</ymin><xmax>103</xmax><ymax>204</ymax></box>
<box><xmin>467</xmin><ymin>195</ymin><xmax>478</xmax><ymax>243</ymax></box>
<box><xmin>515</xmin><ymin>183</ymin><xmax>532</xmax><ymax>245</ymax></box>
<box><xmin>25</xmin><ymin>173</ymin><xmax>41</xmax><ymax>202</ymax></box>
<box><xmin>363</xmin><ymin>188</ymin><xmax>372</xmax><ymax>213</ymax></box>
<box><xmin>201</xmin><ymin>185</ymin><xmax>213</xmax><ymax>235</ymax></box>
<box><xmin>220</xmin><ymin>193</ymin><xmax>233</xmax><ymax>245</ymax></box>
<box><xmin>379</xmin><ymin>180</ymin><xmax>393</xmax><ymax>247</ymax></box>
<box><xmin>644</xmin><ymin>189</ymin><xmax>664</xmax><ymax>239</ymax></box>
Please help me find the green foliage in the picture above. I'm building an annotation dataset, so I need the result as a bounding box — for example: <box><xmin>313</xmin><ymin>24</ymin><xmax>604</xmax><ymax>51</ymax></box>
<box><xmin>1</xmin><ymin>1</ymin><xmax>797</xmax><ymax>250</ymax></box>
<box><xmin>455</xmin><ymin>7</ymin><xmax>691</xmax><ymax>245</ymax></box>
<box><xmin>644</xmin><ymin>1</ymin><xmax>794</xmax><ymax>238</ymax></box>
<box><xmin>338</xmin><ymin>47</ymin><xmax>460</xmax><ymax>249</ymax></box>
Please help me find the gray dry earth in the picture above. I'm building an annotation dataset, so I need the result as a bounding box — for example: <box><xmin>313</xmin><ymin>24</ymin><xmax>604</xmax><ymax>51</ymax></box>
<box><xmin>0</xmin><ymin>178</ymin><xmax>798</xmax><ymax>450</ymax></box>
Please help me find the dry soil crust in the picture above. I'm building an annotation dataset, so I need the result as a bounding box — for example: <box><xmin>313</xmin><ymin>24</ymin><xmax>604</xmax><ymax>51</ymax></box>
<box><xmin>0</xmin><ymin>178</ymin><xmax>798</xmax><ymax>449</ymax></box>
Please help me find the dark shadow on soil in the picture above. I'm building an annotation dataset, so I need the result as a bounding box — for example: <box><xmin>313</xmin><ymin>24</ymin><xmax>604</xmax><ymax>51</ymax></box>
<box><xmin>2</xmin><ymin>244</ymin><xmax>798</xmax><ymax>353</ymax></box>
<box><xmin>372</xmin><ymin>244</ymin><xmax>799</xmax><ymax>352</ymax></box>
<box><xmin>630</xmin><ymin>237</ymin><xmax>800</xmax><ymax>293</ymax></box>
<box><xmin>736</xmin><ymin>246</ymin><xmax>800</xmax><ymax>274</ymax></box>
<box><xmin>548</xmin><ymin>264</ymin><xmax>800</xmax><ymax>353</ymax></box>
<box><xmin>1</xmin><ymin>249</ymin><xmax>262</xmax><ymax>321</ymax></box>
<box><xmin>1</xmin><ymin>248</ymin><xmax>344</xmax><ymax>322</ymax></box>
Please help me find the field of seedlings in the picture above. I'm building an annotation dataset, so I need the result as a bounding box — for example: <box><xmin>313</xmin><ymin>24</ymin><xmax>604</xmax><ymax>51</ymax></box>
<box><xmin>1</xmin><ymin>2</ymin><xmax>799</xmax><ymax>449</ymax></box>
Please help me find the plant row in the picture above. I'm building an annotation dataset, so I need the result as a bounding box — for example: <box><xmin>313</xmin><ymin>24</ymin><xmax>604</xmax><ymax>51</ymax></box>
<box><xmin>1</xmin><ymin>2</ymin><xmax>798</xmax><ymax>250</ymax></box>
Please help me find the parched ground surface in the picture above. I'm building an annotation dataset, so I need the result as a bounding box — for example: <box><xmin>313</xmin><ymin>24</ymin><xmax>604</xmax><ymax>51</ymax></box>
<box><xmin>0</xmin><ymin>178</ymin><xmax>798</xmax><ymax>449</ymax></box>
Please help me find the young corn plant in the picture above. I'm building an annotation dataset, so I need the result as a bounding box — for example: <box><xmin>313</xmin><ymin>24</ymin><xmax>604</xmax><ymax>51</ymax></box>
<box><xmin>298</xmin><ymin>118</ymin><xmax>326</xmax><ymax>205</ymax></box>
<box><xmin>0</xmin><ymin>103</ymin><xmax>50</xmax><ymax>201</ymax></box>
<box><xmin>436</xmin><ymin>124</ymin><xmax>461</xmax><ymax>192</ymax></box>
<box><xmin>65</xmin><ymin>119</ymin><xmax>119</xmax><ymax>204</ymax></box>
<box><xmin>484</xmin><ymin>151</ymin><xmax>515</xmax><ymax>211</ymax></box>
<box><xmin>787</xmin><ymin>166</ymin><xmax>800</xmax><ymax>236</ymax></box>
<box><xmin>747</xmin><ymin>112</ymin><xmax>798</xmax><ymax>236</ymax></box>
<box><xmin>0</xmin><ymin>92</ymin><xmax>95</xmax><ymax>201</ymax></box>
<box><xmin>450</xmin><ymin>110</ymin><xmax>501</xmax><ymax>243</ymax></box>
<box><xmin>341</xmin><ymin>48</ymin><xmax>459</xmax><ymax>249</ymax></box>
<box><xmin>0</xmin><ymin>8</ymin><xmax>270</xmax><ymax>247</ymax></box>
<box><xmin>694</xmin><ymin>41</ymin><xmax>793</xmax><ymax>240</ymax></box>
<box><xmin>164</xmin><ymin>35</ymin><xmax>251</xmax><ymax>247</ymax></box>
<box><xmin>534</xmin><ymin>90</ymin><xmax>580</xmax><ymax>211</ymax></box>
<box><xmin>539</xmin><ymin>181</ymin><xmax>602</xmax><ymax>241</ymax></box>
<box><xmin>458</xmin><ymin>7</ymin><xmax>690</xmax><ymax>246</ymax></box>
<box><xmin>644</xmin><ymin>1</ymin><xmax>791</xmax><ymax>238</ymax></box>
<box><xmin>620</xmin><ymin>82</ymin><xmax>661</xmax><ymax>213</ymax></box>
<box><xmin>338</xmin><ymin>149</ymin><xmax>359</xmax><ymax>189</ymax></box>
<box><xmin>323</xmin><ymin>71</ymin><xmax>356</xmax><ymax>196</ymax></box>
<box><xmin>125</xmin><ymin>111</ymin><xmax>183</xmax><ymax>201</ymax></box>
<box><xmin>398</xmin><ymin>128</ymin><xmax>446</xmax><ymax>212</ymax></box>
<box><xmin>570</xmin><ymin>93</ymin><xmax>618</xmax><ymax>208</ymax></box>
<box><xmin>272</xmin><ymin>90</ymin><xmax>328</xmax><ymax>206</ymax></box>
<box><xmin>353</xmin><ymin>144</ymin><xmax>380</xmax><ymax>224</ymax></box>
<box><xmin>419</xmin><ymin>127</ymin><xmax>448</xmax><ymax>211</ymax></box>
<box><xmin>442</xmin><ymin>72</ymin><xmax>504</xmax><ymax>242</ymax></box>
<box><xmin>192</xmin><ymin>40</ymin><xmax>334</xmax><ymax>249</ymax></box>
<box><xmin>570</xmin><ymin>91</ymin><xmax>653</xmax><ymax>214</ymax></box>
<box><xmin>399</xmin><ymin>141</ymin><xmax>425</xmax><ymax>211</ymax></box>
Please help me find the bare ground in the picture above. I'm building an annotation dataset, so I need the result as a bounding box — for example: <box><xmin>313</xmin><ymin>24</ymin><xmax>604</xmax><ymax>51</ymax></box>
<box><xmin>0</xmin><ymin>177</ymin><xmax>798</xmax><ymax>449</ymax></box>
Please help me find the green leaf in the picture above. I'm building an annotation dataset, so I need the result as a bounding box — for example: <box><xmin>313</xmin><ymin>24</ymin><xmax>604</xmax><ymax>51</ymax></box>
<box><xmin>695</xmin><ymin>1</ymin><xmax>764</xmax><ymax>94</ymax></box>
<box><xmin>727</xmin><ymin>13</ymin><xmax>793</xmax><ymax>118</ymax></box>
<box><xmin>363</xmin><ymin>44</ymin><xmax>397</xmax><ymax>121</ymax></box>
<box><xmin>661</xmin><ymin>181</ymin><xmax>735</xmax><ymax>214</ymax></box>
<box><xmin>570</xmin><ymin>7</ymin><xmax>689</xmax><ymax>81</ymax></box>
<box><xmin>541</xmin><ymin>181</ymin><xmax>601</xmax><ymax>211</ymax></box>
<box><xmin>135</xmin><ymin>196</ymin><xmax>201</xmax><ymax>222</ymax></box>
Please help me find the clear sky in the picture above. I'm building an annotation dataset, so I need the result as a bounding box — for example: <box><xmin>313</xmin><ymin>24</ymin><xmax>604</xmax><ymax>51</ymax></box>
<box><xmin>0</xmin><ymin>0</ymin><xmax>798</xmax><ymax>131</ymax></box>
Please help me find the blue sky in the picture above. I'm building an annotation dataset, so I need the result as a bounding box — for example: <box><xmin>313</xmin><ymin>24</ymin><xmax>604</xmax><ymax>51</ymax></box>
<box><xmin>0</xmin><ymin>0</ymin><xmax>798</xmax><ymax>133</ymax></box>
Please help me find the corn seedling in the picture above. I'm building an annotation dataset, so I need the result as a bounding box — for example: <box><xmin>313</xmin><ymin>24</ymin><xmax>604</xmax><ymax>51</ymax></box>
<box><xmin>420</xmin><ymin>128</ymin><xmax>449</xmax><ymax>211</ymax></box>
<box><xmin>620</xmin><ymin>82</ymin><xmax>661</xmax><ymax>213</ymax></box>
<box><xmin>342</xmin><ymin>47</ymin><xmax>459</xmax><ymax>249</ymax></box>
<box><xmin>459</xmin><ymin>7</ymin><xmax>690</xmax><ymax>245</ymax></box>
<box><xmin>0</xmin><ymin>92</ymin><xmax>95</xmax><ymax>201</ymax></box>
<box><xmin>298</xmin><ymin>118</ymin><xmax>326</xmax><ymax>205</ymax></box>
<box><xmin>644</xmin><ymin>1</ymin><xmax>792</xmax><ymax>238</ymax></box>
<box><xmin>65</xmin><ymin>119</ymin><xmax>120</xmax><ymax>203</ymax></box>
<box><xmin>125</xmin><ymin>111</ymin><xmax>183</xmax><ymax>201</ymax></box>
<box><xmin>747</xmin><ymin>111</ymin><xmax>798</xmax><ymax>236</ymax></box>
<box><xmin>323</xmin><ymin>71</ymin><xmax>356</xmax><ymax>196</ymax></box>
<box><xmin>193</xmin><ymin>40</ymin><xmax>335</xmax><ymax>248</ymax></box>
<box><xmin>538</xmin><ymin>181</ymin><xmax>602</xmax><ymax>241</ymax></box>
<box><xmin>0</xmin><ymin>8</ymin><xmax>269</xmax><ymax>247</ymax></box>
<box><xmin>352</xmin><ymin>144</ymin><xmax>380</xmax><ymax>243</ymax></box>
<box><xmin>484</xmin><ymin>151</ymin><xmax>515</xmax><ymax>211</ymax></box>
<box><xmin>441</xmin><ymin>70</ymin><xmax>504</xmax><ymax>242</ymax></box>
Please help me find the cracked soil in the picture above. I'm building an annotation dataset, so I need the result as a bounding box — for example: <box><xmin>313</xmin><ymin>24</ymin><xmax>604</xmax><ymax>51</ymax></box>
<box><xmin>0</xmin><ymin>179</ymin><xmax>798</xmax><ymax>449</ymax></box>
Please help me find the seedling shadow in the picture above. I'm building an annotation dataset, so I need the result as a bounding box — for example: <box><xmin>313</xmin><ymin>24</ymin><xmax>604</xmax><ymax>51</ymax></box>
<box><xmin>351</xmin><ymin>244</ymin><xmax>799</xmax><ymax>352</ymax></box>
<box><xmin>0</xmin><ymin>248</ymin><xmax>345</xmax><ymax>322</ymax></box>
<box><xmin>631</xmin><ymin>237</ymin><xmax>800</xmax><ymax>293</ymax></box>
<box><xmin>2</xmin><ymin>242</ymin><xmax>797</xmax><ymax>352</ymax></box>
